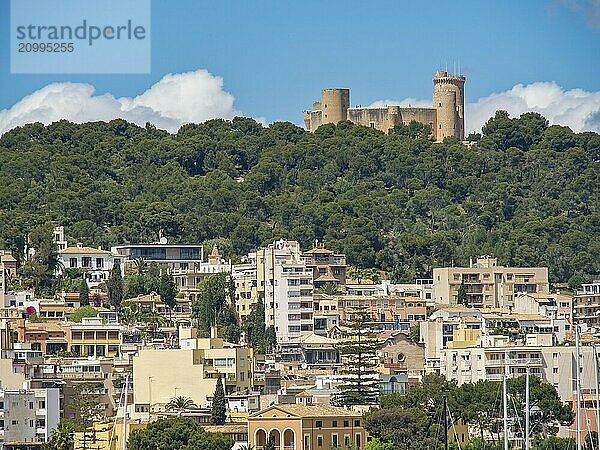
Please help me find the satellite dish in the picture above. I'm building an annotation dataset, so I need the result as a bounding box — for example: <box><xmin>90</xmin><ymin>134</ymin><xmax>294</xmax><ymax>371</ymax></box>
<box><xmin>159</xmin><ymin>237</ymin><xmax>167</xmax><ymax>245</ymax></box>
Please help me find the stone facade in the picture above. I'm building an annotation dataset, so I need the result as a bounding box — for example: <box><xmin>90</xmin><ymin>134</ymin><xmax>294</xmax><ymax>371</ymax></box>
<box><xmin>304</xmin><ymin>71</ymin><xmax>465</xmax><ymax>141</ymax></box>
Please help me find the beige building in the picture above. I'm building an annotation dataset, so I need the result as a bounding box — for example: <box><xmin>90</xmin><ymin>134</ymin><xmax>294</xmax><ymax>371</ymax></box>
<box><xmin>132</xmin><ymin>328</ymin><xmax>252</xmax><ymax>414</ymax></box>
<box><xmin>304</xmin><ymin>71</ymin><xmax>465</xmax><ymax>141</ymax></box>
<box><xmin>301</xmin><ymin>243</ymin><xmax>346</xmax><ymax>290</ymax></box>
<box><xmin>433</xmin><ymin>256</ymin><xmax>549</xmax><ymax>308</ymax></box>
<box><xmin>248</xmin><ymin>404</ymin><xmax>367</xmax><ymax>450</ymax></box>
<box><xmin>232</xmin><ymin>257</ymin><xmax>259</xmax><ymax>323</ymax></box>
<box><xmin>573</xmin><ymin>280</ymin><xmax>600</xmax><ymax>329</ymax></box>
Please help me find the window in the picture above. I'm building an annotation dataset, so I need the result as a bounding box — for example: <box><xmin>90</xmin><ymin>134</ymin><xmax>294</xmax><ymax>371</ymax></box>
<box><xmin>344</xmin><ymin>420</ymin><xmax>350</xmax><ymax>427</ymax></box>
<box><xmin>304</xmin><ymin>435</ymin><xmax>310</xmax><ymax>449</ymax></box>
<box><xmin>0</xmin><ymin>419</ymin><xmax>4</xmax><ymax>429</ymax></box>
<box><xmin>70</xmin><ymin>258</ymin><xmax>77</xmax><ymax>268</ymax></box>
<box><xmin>355</xmin><ymin>419</ymin><xmax>361</xmax><ymax>427</ymax></box>
<box><xmin>317</xmin><ymin>435</ymin><xmax>323</xmax><ymax>447</ymax></box>
<box><xmin>30</xmin><ymin>419</ymin><xmax>34</xmax><ymax>427</ymax></box>
<box><xmin>316</xmin><ymin>420</ymin><xmax>323</xmax><ymax>428</ymax></box>
<box><xmin>332</xmin><ymin>434</ymin><xmax>339</xmax><ymax>447</ymax></box>
<box><xmin>332</xmin><ymin>420</ymin><xmax>338</xmax><ymax>427</ymax></box>
<box><xmin>12</xmin><ymin>420</ymin><xmax>19</xmax><ymax>425</ymax></box>
<box><xmin>29</xmin><ymin>401</ymin><xmax>34</xmax><ymax>409</ymax></box>
<box><xmin>356</xmin><ymin>433</ymin><xmax>362</xmax><ymax>448</ymax></box>
<box><xmin>344</xmin><ymin>435</ymin><xmax>350</xmax><ymax>446</ymax></box>
<box><xmin>96</xmin><ymin>258</ymin><xmax>104</xmax><ymax>268</ymax></box>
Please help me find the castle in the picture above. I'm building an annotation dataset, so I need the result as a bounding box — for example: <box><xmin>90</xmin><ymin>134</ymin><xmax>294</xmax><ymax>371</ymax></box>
<box><xmin>304</xmin><ymin>71</ymin><xmax>465</xmax><ymax>141</ymax></box>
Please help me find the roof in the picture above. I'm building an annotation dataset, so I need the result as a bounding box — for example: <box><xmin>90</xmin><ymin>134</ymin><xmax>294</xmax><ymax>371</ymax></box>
<box><xmin>1</xmin><ymin>254</ymin><xmax>17</xmax><ymax>262</ymax></box>
<box><xmin>251</xmin><ymin>404</ymin><xmax>361</xmax><ymax>418</ymax></box>
<box><xmin>60</xmin><ymin>246</ymin><xmax>113</xmax><ymax>255</ymax></box>
<box><xmin>203</xmin><ymin>424</ymin><xmax>248</xmax><ymax>434</ymax></box>
<box><xmin>303</xmin><ymin>247</ymin><xmax>334</xmax><ymax>255</ymax></box>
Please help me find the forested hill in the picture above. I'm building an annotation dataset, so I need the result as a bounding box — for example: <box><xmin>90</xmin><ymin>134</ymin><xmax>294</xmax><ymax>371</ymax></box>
<box><xmin>0</xmin><ymin>111</ymin><xmax>598</xmax><ymax>286</ymax></box>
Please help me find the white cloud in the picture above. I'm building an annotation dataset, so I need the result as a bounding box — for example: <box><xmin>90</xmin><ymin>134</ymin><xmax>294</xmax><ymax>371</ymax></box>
<box><xmin>2</xmin><ymin>75</ymin><xmax>600</xmax><ymax>137</ymax></box>
<box><xmin>369</xmin><ymin>82</ymin><xmax>600</xmax><ymax>134</ymax></box>
<box><xmin>0</xmin><ymin>69</ymin><xmax>239</xmax><ymax>135</ymax></box>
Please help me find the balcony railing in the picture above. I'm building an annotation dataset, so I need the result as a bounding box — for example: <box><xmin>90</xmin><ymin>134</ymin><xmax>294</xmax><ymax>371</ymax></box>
<box><xmin>485</xmin><ymin>358</ymin><xmax>543</xmax><ymax>367</ymax></box>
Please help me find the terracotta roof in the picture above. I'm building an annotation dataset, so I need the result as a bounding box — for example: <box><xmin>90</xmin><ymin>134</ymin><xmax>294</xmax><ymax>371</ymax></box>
<box><xmin>60</xmin><ymin>246</ymin><xmax>113</xmax><ymax>255</ymax></box>
<box><xmin>252</xmin><ymin>404</ymin><xmax>361</xmax><ymax>418</ymax></box>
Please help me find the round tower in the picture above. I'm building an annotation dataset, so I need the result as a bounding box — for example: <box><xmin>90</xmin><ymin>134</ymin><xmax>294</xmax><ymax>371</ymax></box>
<box><xmin>320</xmin><ymin>88</ymin><xmax>350</xmax><ymax>125</ymax></box>
<box><xmin>433</xmin><ymin>71</ymin><xmax>466</xmax><ymax>140</ymax></box>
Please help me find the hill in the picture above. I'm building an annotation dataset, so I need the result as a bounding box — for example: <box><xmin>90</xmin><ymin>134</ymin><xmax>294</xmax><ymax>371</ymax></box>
<box><xmin>0</xmin><ymin>111</ymin><xmax>598</xmax><ymax>285</ymax></box>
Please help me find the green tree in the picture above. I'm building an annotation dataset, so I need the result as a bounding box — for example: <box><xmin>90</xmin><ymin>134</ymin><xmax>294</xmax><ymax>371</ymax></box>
<box><xmin>334</xmin><ymin>307</ymin><xmax>381</xmax><ymax>406</ymax></box>
<box><xmin>69</xmin><ymin>382</ymin><xmax>104</xmax><ymax>430</ymax></box>
<box><xmin>69</xmin><ymin>306</ymin><xmax>98</xmax><ymax>323</ymax></box>
<box><xmin>244</xmin><ymin>299</ymin><xmax>266</xmax><ymax>352</ymax></box>
<box><xmin>20</xmin><ymin>223</ymin><xmax>61</xmax><ymax>295</ymax></box>
<box><xmin>457</xmin><ymin>280</ymin><xmax>468</xmax><ymax>306</ymax></box>
<box><xmin>264</xmin><ymin>435</ymin><xmax>276</xmax><ymax>450</ymax></box>
<box><xmin>365</xmin><ymin>407</ymin><xmax>441</xmax><ymax>450</ymax></box>
<box><xmin>159</xmin><ymin>271</ymin><xmax>177</xmax><ymax>323</ymax></box>
<box><xmin>128</xmin><ymin>417</ymin><xmax>233</xmax><ymax>450</ymax></box>
<box><xmin>166</xmin><ymin>396</ymin><xmax>197</xmax><ymax>413</ymax></box>
<box><xmin>78</xmin><ymin>279</ymin><xmax>90</xmax><ymax>306</ymax></box>
<box><xmin>211</xmin><ymin>374</ymin><xmax>226</xmax><ymax>425</ymax></box>
<box><xmin>192</xmin><ymin>273</ymin><xmax>230</xmax><ymax>337</ymax></box>
<box><xmin>43</xmin><ymin>419</ymin><xmax>80</xmax><ymax>450</ymax></box>
<box><xmin>107</xmin><ymin>263</ymin><xmax>124</xmax><ymax>310</ymax></box>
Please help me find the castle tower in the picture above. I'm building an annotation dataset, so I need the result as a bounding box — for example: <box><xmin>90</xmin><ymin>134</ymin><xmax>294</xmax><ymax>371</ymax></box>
<box><xmin>320</xmin><ymin>88</ymin><xmax>350</xmax><ymax>125</ymax></box>
<box><xmin>433</xmin><ymin>71</ymin><xmax>465</xmax><ymax>141</ymax></box>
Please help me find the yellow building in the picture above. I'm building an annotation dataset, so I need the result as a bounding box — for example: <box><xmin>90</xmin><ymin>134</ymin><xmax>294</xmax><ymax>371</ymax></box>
<box><xmin>73</xmin><ymin>420</ymin><xmax>147</xmax><ymax>450</ymax></box>
<box><xmin>248</xmin><ymin>404</ymin><xmax>367</xmax><ymax>450</ymax></box>
<box><xmin>133</xmin><ymin>328</ymin><xmax>252</xmax><ymax>413</ymax></box>
<box><xmin>68</xmin><ymin>316</ymin><xmax>121</xmax><ymax>358</ymax></box>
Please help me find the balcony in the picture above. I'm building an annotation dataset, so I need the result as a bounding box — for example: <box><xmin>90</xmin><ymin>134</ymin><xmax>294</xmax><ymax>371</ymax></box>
<box><xmin>485</xmin><ymin>358</ymin><xmax>543</xmax><ymax>367</ymax></box>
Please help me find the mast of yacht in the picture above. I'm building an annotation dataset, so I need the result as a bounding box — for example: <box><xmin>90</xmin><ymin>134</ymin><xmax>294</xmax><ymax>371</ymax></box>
<box><xmin>576</xmin><ymin>323</ymin><xmax>582</xmax><ymax>450</ymax></box>
<box><xmin>594</xmin><ymin>343</ymin><xmax>600</xmax><ymax>450</ymax></box>
<box><xmin>503</xmin><ymin>365</ymin><xmax>509</xmax><ymax>450</ymax></box>
<box><xmin>121</xmin><ymin>374</ymin><xmax>129</xmax><ymax>450</ymax></box>
<box><xmin>525</xmin><ymin>367</ymin><xmax>530</xmax><ymax>450</ymax></box>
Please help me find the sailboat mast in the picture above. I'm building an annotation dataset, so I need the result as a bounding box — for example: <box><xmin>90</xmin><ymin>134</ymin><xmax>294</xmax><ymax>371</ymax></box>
<box><xmin>576</xmin><ymin>324</ymin><xmax>582</xmax><ymax>450</ymax></box>
<box><xmin>525</xmin><ymin>367</ymin><xmax>530</xmax><ymax>450</ymax></box>
<box><xmin>594</xmin><ymin>343</ymin><xmax>600</xmax><ymax>450</ymax></box>
<box><xmin>503</xmin><ymin>367</ymin><xmax>509</xmax><ymax>450</ymax></box>
<box><xmin>443</xmin><ymin>396</ymin><xmax>449</xmax><ymax>450</ymax></box>
<box><xmin>122</xmin><ymin>373</ymin><xmax>129</xmax><ymax>450</ymax></box>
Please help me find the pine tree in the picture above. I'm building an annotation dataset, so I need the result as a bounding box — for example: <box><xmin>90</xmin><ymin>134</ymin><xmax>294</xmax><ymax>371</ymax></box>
<box><xmin>211</xmin><ymin>373</ymin><xmax>226</xmax><ymax>425</ymax></box>
<box><xmin>334</xmin><ymin>306</ymin><xmax>381</xmax><ymax>406</ymax></box>
<box><xmin>107</xmin><ymin>263</ymin><xmax>124</xmax><ymax>310</ymax></box>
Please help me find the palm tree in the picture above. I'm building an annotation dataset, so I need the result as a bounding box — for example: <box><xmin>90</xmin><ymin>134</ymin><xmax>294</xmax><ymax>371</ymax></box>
<box><xmin>131</xmin><ymin>258</ymin><xmax>148</xmax><ymax>275</ymax></box>
<box><xmin>166</xmin><ymin>396</ymin><xmax>196</xmax><ymax>414</ymax></box>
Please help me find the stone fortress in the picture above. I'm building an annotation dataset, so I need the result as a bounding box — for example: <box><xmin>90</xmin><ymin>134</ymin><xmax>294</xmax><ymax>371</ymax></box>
<box><xmin>304</xmin><ymin>70</ymin><xmax>465</xmax><ymax>141</ymax></box>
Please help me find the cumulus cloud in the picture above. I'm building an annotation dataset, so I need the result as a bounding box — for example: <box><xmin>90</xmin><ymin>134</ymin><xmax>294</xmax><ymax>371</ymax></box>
<box><xmin>0</xmin><ymin>69</ymin><xmax>239</xmax><ymax>135</ymax></box>
<box><xmin>369</xmin><ymin>82</ymin><xmax>600</xmax><ymax>134</ymax></box>
<box><xmin>466</xmin><ymin>82</ymin><xmax>600</xmax><ymax>134</ymax></box>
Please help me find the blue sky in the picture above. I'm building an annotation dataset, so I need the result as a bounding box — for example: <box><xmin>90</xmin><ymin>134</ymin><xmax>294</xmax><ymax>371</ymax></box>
<box><xmin>1</xmin><ymin>0</ymin><xmax>599</xmax><ymax>131</ymax></box>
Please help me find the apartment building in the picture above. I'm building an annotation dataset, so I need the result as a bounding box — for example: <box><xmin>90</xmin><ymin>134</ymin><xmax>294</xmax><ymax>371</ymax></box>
<box><xmin>0</xmin><ymin>387</ymin><xmax>60</xmax><ymax>446</ymax></box>
<box><xmin>111</xmin><ymin>242</ymin><xmax>204</xmax><ymax>272</ymax></box>
<box><xmin>573</xmin><ymin>280</ymin><xmax>600</xmax><ymax>329</ymax></box>
<box><xmin>249</xmin><ymin>404</ymin><xmax>367</xmax><ymax>450</ymax></box>
<box><xmin>257</xmin><ymin>240</ymin><xmax>314</xmax><ymax>343</ymax></box>
<box><xmin>132</xmin><ymin>328</ymin><xmax>252</xmax><ymax>414</ymax></box>
<box><xmin>433</xmin><ymin>256</ymin><xmax>549</xmax><ymax>308</ymax></box>
<box><xmin>232</xmin><ymin>256</ymin><xmax>259</xmax><ymax>323</ymax></box>
<box><xmin>67</xmin><ymin>317</ymin><xmax>121</xmax><ymax>358</ymax></box>
<box><xmin>301</xmin><ymin>243</ymin><xmax>346</xmax><ymax>290</ymax></box>
<box><xmin>336</xmin><ymin>295</ymin><xmax>426</xmax><ymax>332</ymax></box>
<box><xmin>513</xmin><ymin>292</ymin><xmax>572</xmax><ymax>324</ymax></box>
<box><xmin>384</xmin><ymin>279</ymin><xmax>435</xmax><ymax>306</ymax></box>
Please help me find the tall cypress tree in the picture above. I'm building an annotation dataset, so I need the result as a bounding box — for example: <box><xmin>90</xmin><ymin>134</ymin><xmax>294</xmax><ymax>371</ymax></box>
<box><xmin>79</xmin><ymin>279</ymin><xmax>90</xmax><ymax>306</ymax></box>
<box><xmin>159</xmin><ymin>271</ymin><xmax>177</xmax><ymax>323</ymax></box>
<box><xmin>211</xmin><ymin>373</ymin><xmax>226</xmax><ymax>425</ymax></box>
<box><xmin>107</xmin><ymin>263</ymin><xmax>124</xmax><ymax>310</ymax></box>
<box><xmin>334</xmin><ymin>306</ymin><xmax>381</xmax><ymax>406</ymax></box>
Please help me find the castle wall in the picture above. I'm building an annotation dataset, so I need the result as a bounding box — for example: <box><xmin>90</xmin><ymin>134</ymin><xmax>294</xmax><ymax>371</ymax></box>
<box><xmin>347</xmin><ymin>106</ymin><xmax>437</xmax><ymax>134</ymax></box>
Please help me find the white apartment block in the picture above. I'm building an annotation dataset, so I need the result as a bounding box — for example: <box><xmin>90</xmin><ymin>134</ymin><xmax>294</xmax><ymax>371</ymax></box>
<box><xmin>433</xmin><ymin>256</ymin><xmax>549</xmax><ymax>308</ymax></box>
<box><xmin>257</xmin><ymin>240</ymin><xmax>314</xmax><ymax>343</ymax></box>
